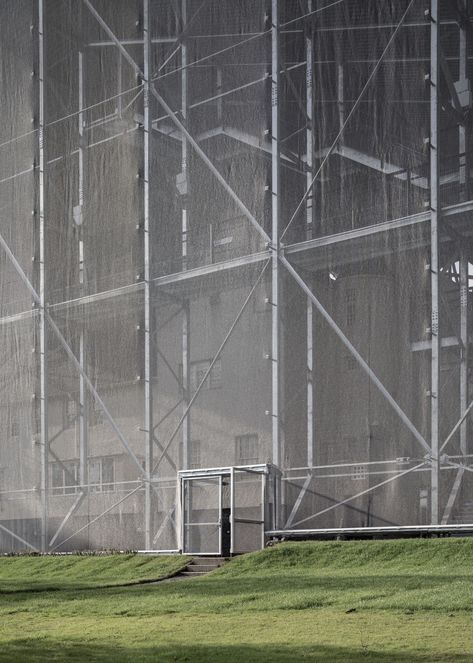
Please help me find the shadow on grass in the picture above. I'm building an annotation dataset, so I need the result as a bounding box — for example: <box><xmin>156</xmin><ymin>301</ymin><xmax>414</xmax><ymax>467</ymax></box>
<box><xmin>0</xmin><ymin>640</ymin><xmax>469</xmax><ymax>663</ymax></box>
<box><xmin>2</xmin><ymin>573</ymin><xmax>473</xmax><ymax>615</ymax></box>
<box><xmin>0</xmin><ymin>569</ymin><xmax>185</xmax><ymax>595</ymax></box>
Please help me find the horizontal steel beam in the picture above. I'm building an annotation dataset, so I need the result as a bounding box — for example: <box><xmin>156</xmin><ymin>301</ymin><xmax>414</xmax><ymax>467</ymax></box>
<box><xmin>267</xmin><ymin>523</ymin><xmax>473</xmax><ymax>537</ymax></box>
<box><xmin>0</xmin><ymin>198</ymin><xmax>472</xmax><ymax>330</ymax></box>
<box><xmin>411</xmin><ymin>336</ymin><xmax>473</xmax><ymax>352</ymax></box>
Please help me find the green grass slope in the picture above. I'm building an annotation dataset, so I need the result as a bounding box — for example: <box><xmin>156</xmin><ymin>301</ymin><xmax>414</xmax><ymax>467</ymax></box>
<box><xmin>0</xmin><ymin>539</ymin><xmax>473</xmax><ymax>661</ymax></box>
<box><xmin>0</xmin><ymin>554</ymin><xmax>189</xmax><ymax>591</ymax></box>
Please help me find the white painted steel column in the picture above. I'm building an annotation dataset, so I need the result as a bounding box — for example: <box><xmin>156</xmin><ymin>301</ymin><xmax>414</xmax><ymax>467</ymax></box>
<box><xmin>261</xmin><ymin>472</ymin><xmax>266</xmax><ymax>549</ymax></box>
<box><xmin>38</xmin><ymin>0</ymin><xmax>49</xmax><ymax>552</ymax></box>
<box><xmin>459</xmin><ymin>2</ymin><xmax>468</xmax><ymax>199</ymax></box>
<box><xmin>181</xmin><ymin>0</ymin><xmax>191</xmax><ymax>470</ymax></box>
<box><xmin>459</xmin><ymin>4</ymin><xmax>469</xmax><ymax>460</ymax></box>
<box><xmin>143</xmin><ymin>0</ymin><xmax>154</xmax><ymax>550</ymax></box>
<box><xmin>271</xmin><ymin>0</ymin><xmax>281</xmax><ymax>467</ymax></box>
<box><xmin>306</xmin><ymin>1</ymin><xmax>314</xmax><ymax>470</ymax></box>
<box><xmin>78</xmin><ymin>50</ymin><xmax>88</xmax><ymax>493</ymax></box>
<box><xmin>460</xmin><ymin>252</ymin><xmax>469</xmax><ymax>458</ymax></box>
<box><xmin>430</xmin><ymin>0</ymin><xmax>440</xmax><ymax>524</ymax></box>
<box><xmin>230</xmin><ymin>467</ymin><xmax>235</xmax><ymax>555</ymax></box>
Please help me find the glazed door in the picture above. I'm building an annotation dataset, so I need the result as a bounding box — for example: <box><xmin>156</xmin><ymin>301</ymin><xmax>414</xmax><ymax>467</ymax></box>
<box><xmin>182</xmin><ymin>476</ymin><xmax>222</xmax><ymax>555</ymax></box>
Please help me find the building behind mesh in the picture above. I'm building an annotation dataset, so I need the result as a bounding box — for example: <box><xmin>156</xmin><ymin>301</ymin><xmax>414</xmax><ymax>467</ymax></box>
<box><xmin>0</xmin><ymin>0</ymin><xmax>471</xmax><ymax>554</ymax></box>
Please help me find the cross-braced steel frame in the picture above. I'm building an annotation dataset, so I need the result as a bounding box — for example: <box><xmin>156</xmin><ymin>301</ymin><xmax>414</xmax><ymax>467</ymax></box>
<box><xmin>0</xmin><ymin>0</ymin><xmax>473</xmax><ymax>551</ymax></box>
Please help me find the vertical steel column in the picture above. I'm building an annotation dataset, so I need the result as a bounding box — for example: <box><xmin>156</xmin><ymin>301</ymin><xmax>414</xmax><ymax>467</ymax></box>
<box><xmin>230</xmin><ymin>467</ymin><xmax>235</xmax><ymax>555</ymax></box>
<box><xmin>38</xmin><ymin>0</ymin><xmax>48</xmax><ymax>552</ymax></box>
<box><xmin>459</xmin><ymin>3</ymin><xmax>468</xmax><ymax>200</ymax></box>
<box><xmin>78</xmin><ymin>50</ymin><xmax>88</xmax><ymax>492</ymax></box>
<box><xmin>430</xmin><ymin>0</ymin><xmax>440</xmax><ymax>524</ymax></box>
<box><xmin>337</xmin><ymin>63</ymin><xmax>345</xmax><ymax>133</ymax></box>
<box><xmin>459</xmin><ymin>3</ymin><xmax>469</xmax><ymax>459</ymax></box>
<box><xmin>261</xmin><ymin>472</ymin><xmax>266</xmax><ymax>549</ymax></box>
<box><xmin>181</xmin><ymin>0</ymin><xmax>191</xmax><ymax>470</ymax></box>
<box><xmin>216</xmin><ymin>67</ymin><xmax>223</xmax><ymax>125</ymax></box>
<box><xmin>337</xmin><ymin>60</ymin><xmax>345</xmax><ymax>216</ymax></box>
<box><xmin>182</xmin><ymin>303</ymin><xmax>190</xmax><ymax>469</ymax></box>
<box><xmin>305</xmin><ymin>2</ymin><xmax>314</xmax><ymax>469</ymax></box>
<box><xmin>218</xmin><ymin>475</ymin><xmax>222</xmax><ymax>556</ymax></box>
<box><xmin>460</xmin><ymin>251</ymin><xmax>469</xmax><ymax>457</ymax></box>
<box><xmin>180</xmin><ymin>478</ymin><xmax>185</xmax><ymax>552</ymax></box>
<box><xmin>143</xmin><ymin>0</ymin><xmax>153</xmax><ymax>549</ymax></box>
<box><xmin>271</xmin><ymin>0</ymin><xmax>281</xmax><ymax>467</ymax></box>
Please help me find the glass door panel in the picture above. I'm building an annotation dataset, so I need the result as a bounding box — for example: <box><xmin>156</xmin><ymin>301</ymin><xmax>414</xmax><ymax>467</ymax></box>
<box><xmin>233</xmin><ymin>469</ymin><xmax>264</xmax><ymax>553</ymax></box>
<box><xmin>182</xmin><ymin>476</ymin><xmax>221</xmax><ymax>554</ymax></box>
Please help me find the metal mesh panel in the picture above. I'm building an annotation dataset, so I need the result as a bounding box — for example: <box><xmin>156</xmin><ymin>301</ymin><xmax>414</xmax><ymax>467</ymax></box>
<box><xmin>0</xmin><ymin>0</ymin><xmax>471</xmax><ymax>552</ymax></box>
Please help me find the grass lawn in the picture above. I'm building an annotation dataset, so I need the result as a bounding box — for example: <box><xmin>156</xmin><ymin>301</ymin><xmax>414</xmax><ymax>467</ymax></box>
<box><xmin>0</xmin><ymin>539</ymin><xmax>473</xmax><ymax>661</ymax></box>
<box><xmin>0</xmin><ymin>554</ymin><xmax>189</xmax><ymax>591</ymax></box>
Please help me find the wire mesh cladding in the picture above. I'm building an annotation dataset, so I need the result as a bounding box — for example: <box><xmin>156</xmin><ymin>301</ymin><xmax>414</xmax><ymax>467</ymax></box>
<box><xmin>0</xmin><ymin>0</ymin><xmax>471</xmax><ymax>553</ymax></box>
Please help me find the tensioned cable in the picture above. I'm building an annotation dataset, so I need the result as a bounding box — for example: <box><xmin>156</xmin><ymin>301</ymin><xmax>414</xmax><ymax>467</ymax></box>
<box><xmin>50</xmin><ymin>484</ymin><xmax>142</xmax><ymax>552</ymax></box>
<box><xmin>156</xmin><ymin>0</ymin><xmax>210</xmax><ymax>74</ymax></box>
<box><xmin>152</xmin><ymin>0</ymin><xmax>346</xmax><ymax>83</ymax></box>
<box><xmin>0</xmin><ymin>1</ymin><xmax>343</xmax><ymax>154</ymax></box>
<box><xmin>280</xmin><ymin>0</ymin><xmax>417</xmax><ymax>242</ymax></box>
<box><xmin>0</xmin><ymin>83</ymin><xmax>143</xmax><ymax>153</ymax></box>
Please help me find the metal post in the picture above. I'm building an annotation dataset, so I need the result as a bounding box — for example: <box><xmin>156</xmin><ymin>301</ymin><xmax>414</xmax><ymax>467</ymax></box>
<box><xmin>306</xmin><ymin>2</ymin><xmax>314</xmax><ymax>469</ymax></box>
<box><xmin>337</xmin><ymin>59</ymin><xmax>345</xmax><ymax>219</ymax></box>
<box><xmin>79</xmin><ymin>335</ymin><xmax>87</xmax><ymax>486</ymax></box>
<box><xmin>143</xmin><ymin>0</ymin><xmax>154</xmax><ymax>550</ymax></box>
<box><xmin>216</xmin><ymin>67</ymin><xmax>223</xmax><ymax>125</ymax></box>
<box><xmin>181</xmin><ymin>0</ymin><xmax>191</xmax><ymax>471</ymax></box>
<box><xmin>459</xmin><ymin>2</ymin><xmax>469</xmax><ymax>460</ymax></box>
<box><xmin>78</xmin><ymin>50</ymin><xmax>88</xmax><ymax>493</ymax></box>
<box><xmin>230</xmin><ymin>466</ymin><xmax>234</xmax><ymax>555</ymax></box>
<box><xmin>261</xmin><ymin>472</ymin><xmax>266</xmax><ymax>549</ymax></box>
<box><xmin>180</xmin><ymin>478</ymin><xmax>185</xmax><ymax>553</ymax></box>
<box><xmin>459</xmin><ymin>3</ymin><xmax>468</xmax><ymax>200</ymax></box>
<box><xmin>218</xmin><ymin>474</ymin><xmax>222</xmax><ymax>556</ymax></box>
<box><xmin>337</xmin><ymin>62</ymin><xmax>345</xmax><ymax>134</ymax></box>
<box><xmin>271</xmin><ymin>0</ymin><xmax>281</xmax><ymax>467</ymax></box>
<box><xmin>38</xmin><ymin>0</ymin><xmax>48</xmax><ymax>553</ymax></box>
<box><xmin>460</xmin><ymin>251</ymin><xmax>469</xmax><ymax>457</ymax></box>
<box><xmin>430</xmin><ymin>0</ymin><xmax>440</xmax><ymax>525</ymax></box>
<box><xmin>182</xmin><ymin>302</ymin><xmax>190</xmax><ymax>469</ymax></box>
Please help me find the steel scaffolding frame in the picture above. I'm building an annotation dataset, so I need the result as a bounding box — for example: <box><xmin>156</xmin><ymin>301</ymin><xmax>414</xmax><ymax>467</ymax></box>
<box><xmin>0</xmin><ymin>0</ymin><xmax>472</xmax><ymax>551</ymax></box>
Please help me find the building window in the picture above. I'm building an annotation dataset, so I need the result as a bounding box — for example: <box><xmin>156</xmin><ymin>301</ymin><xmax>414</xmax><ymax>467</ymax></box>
<box><xmin>64</xmin><ymin>396</ymin><xmax>77</xmax><ymax>429</ymax></box>
<box><xmin>89</xmin><ymin>457</ymin><xmax>115</xmax><ymax>493</ymax></box>
<box><xmin>189</xmin><ymin>440</ymin><xmax>201</xmax><ymax>469</ymax></box>
<box><xmin>180</xmin><ymin>359</ymin><xmax>222</xmax><ymax>393</ymax></box>
<box><xmin>235</xmin><ymin>434</ymin><xmax>259</xmax><ymax>465</ymax></box>
<box><xmin>352</xmin><ymin>465</ymin><xmax>367</xmax><ymax>481</ymax></box>
<box><xmin>50</xmin><ymin>457</ymin><xmax>115</xmax><ymax>495</ymax></box>
<box><xmin>51</xmin><ymin>460</ymin><xmax>80</xmax><ymax>496</ymax></box>
<box><xmin>346</xmin><ymin>289</ymin><xmax>356</xmax><ymax>327</ymax></box>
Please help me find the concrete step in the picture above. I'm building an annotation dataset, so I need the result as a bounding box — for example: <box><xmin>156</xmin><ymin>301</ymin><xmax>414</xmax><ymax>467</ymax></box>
<box><xmin>173</xmin><ymin>555</ymin><xmax>230</xmax><ymax>580</ymax></box>
<box><xmin>187</xmin><ymin>564</ymin><xmax>220</xmax><ymax>572</ymax></box>
<box><xmin>192</xmin><ymin>557</ymin><xmax>229</xmax><ymax>563</ymax></box>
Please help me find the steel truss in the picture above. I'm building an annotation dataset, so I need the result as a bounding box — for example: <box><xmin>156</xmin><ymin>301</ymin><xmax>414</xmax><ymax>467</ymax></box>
<box><xmin>0</xmin><ymin>0</ymin><xmax>472</xmax><ymax>551</ymax></box>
